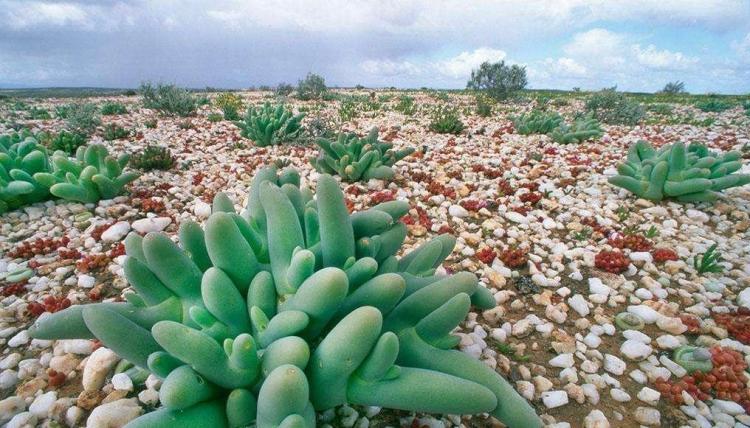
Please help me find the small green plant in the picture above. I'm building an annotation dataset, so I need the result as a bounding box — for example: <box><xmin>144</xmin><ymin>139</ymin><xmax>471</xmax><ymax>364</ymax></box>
<box><xmin>214</xmin><ymin>93</ymin><xmax>244</xmax><ymax>121</ymax></box>
<box><xmin>512</xmin><ymin>110</ymin><xmax>562</xmax><ymax>135</ymax></box>
<box><xmin>394</xmin><ymin>95</ymin><xmax>417</xmax><ymax>115</ymax></box>
<box><xmin>491</xmin><ymin>340</ymin><xmax>530</xmax><ymax>362</ymax></box>
<box><xmin>647</xmin><ymin>103</ymin><xmax>674</xmax><ymax>116</ymax></box>
<box><xmin>338</xmin><ymin>98</ymin><xmax>358</xmax><ymax>121</ymax></box>
<box><xmin>274</xmin><ymin>83</ymin><xmax>294</xmax><ymax>97</ymax></box>
<box><xmin>101</xmin><ymin>102</ymin><xmax>128</xmax><ymax>115</ymax></box>
<box><xmin>55</xmin><ymin>105</ymin><xmax>72</xmax><ymax>119</ymax></box>
<box><xmin>235</xmin><ymin>102</ymin><xmax>305</xmax><ymax>146</ymax></box>
<box><xmin>310</xmin><ymin>127</ymin><xmax>414</xmax><ymax>182</ymax></box>
<box><xmin>296</xmin><ymin>73</ymin><xmax>327</xmax><ymax>101</ymax></box>
<box><xmin>550</xmin><ymin>113</ymin><xmax>603</xmax><ymax>144</ymax></box>
<box><xmin>660</xmin><ymin>81</ymin><xmax>686</xmax><ymax>94</ymax></box>
<box><xmin>103</xmin><ymin>124</ymin><xmax>130</xmax><ymax>141</ymax></box>
<box><xmin>573</xmin><ymin>227</ymin><xmax>593</xmax><ymax>241</ymax></box>
<box><xmin>0</xmin><ymin>131</ymin><xmax>55</xmax><ymax>213</ymax></box>
<box><xmin>66</xmin><ymin>103</ymin><xmax>101</xmax><ymax>136</ymax></box>
<box><xmin>178</xmin><ymin>120</ymin><xmax>194</xmax><ymax>130</ymax></box>
<box><xmin>130</xmin><ymin>145</ymin><xmax>175</xmax><ymax>171</ymax></box>
<box><xmin>49</xmin><ymin>131</ymin><xmax>87</xmax><ymax>154</ymax></box>
<box><xmin>695</xmin><ymin>99</ymin><xmax>732</xmax><ymax>113</ymax></box>
<box><xmin>144</xmin><ymin>118</ymin><xmax>158</xmax><ymax>129</ymax></box>
<box><xmin>207</xmin><ymin>113</ymin><xmax>223</xmax><ymax>123</ymax></box>
<box><xmin>476</xmin><ymin>96</ymin><xmax>493</xmax><ymax>117</ymax></box>
<box><xmin>694</xmin><ymin>244</ymin><xmax>723</xmax><ymax>274</ymax></box>
<box><xmin>586</xmin><ymin>88</ymin><xmax>645</xmax><ymax>125</ymax></box>
<box><xmin>28</xmin><ymin>107</ymin><xmax>51</xmax><ymax>120</ymax></box>
<box><xmin>615</xmin><ymin>206</ymin><xmax>630</xmax><ymax>223</ymax></box>
<box><xmin>644</xmin><ymin>225</ymin><xmax>659</xmax><ymax>239</ymax></box>
<box><xmin>467</xmin><ymin>60</ymin><xmax>528</xmax><ymax>101</ymax></box>
<box><xmin>140</xmin><ymin>82</ymin><xmax>197</xmax><ymax>117</ymax></box>
<box><xmin>429</xmin><ymin>105</ymin><xmax>465</xmax><ymax>135</ymax></box>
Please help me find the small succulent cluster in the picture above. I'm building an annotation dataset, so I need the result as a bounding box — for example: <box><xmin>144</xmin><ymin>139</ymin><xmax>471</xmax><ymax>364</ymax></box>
<box><xmin>550</xmin><ymin>113</ymin><xmax>604</xmax><ymax>144</ymax></box>
<box><xmin>512</xmin><ymin>110</ymin><xmax>563</xmax><ymax>135</ymax></box>
<box><xmin>48</xmin><ymin>130</ymin><xmax>88</xmax><ymax>154</ymax></box>
<box><xmin>103</xmin><ymin>124</ymin><xmax>130</xmax><ymax>141</ymax></box>
<box><xmin>100</xmin><ymin>102</ymin><xmax>128</xmax><ymax>115</ymax></box>
<box><xmin>1</xmin><ymin>131</ymin><xmax>55</xmax><ymax>213</ymax></box>
<box><xmin>428</xmin><ymin>105</ymin><xmax>465</xmax><ymax>134</ymax></box>
<box><xmin>609</xmin><ymin>140</ymin><xmax>750</xmax><ymax>202</ymax></box>
<box><xmin>235</xmin><ymin>102</ymin><xmax>305</xmax><ymax>147</ymax></box>
<box><xmin>29</xmin><ymin>166</ymin><xmax>541</xmax><ymax>428</ymax></box>
<box><xmin>310</xmin><ymin>128</ymin><xmax>414</xmax><ymax>182</ymax></box>
<box><xmin>129</xmin><ymin>144</ymin><xmax>175</xmax><ymax>171</ymax></box>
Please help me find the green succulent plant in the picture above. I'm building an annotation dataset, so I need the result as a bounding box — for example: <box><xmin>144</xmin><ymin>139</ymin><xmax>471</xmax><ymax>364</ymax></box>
<box><xmin>310</xmin><ymin>128</ymin><xmax>414</xmax><ymax>182</ymax></box>
<box><xmin>609</xmin><ymin>140</ymin><xmax>750</xmax><ymax>202</ymax></box>
<box><xmin>428</xmin><ymin>105</ymin><xmax>465</xmax><ymax>135</ymax></box>
<box><xmin>101</xmin><ymin>102</ymin><xmax>128</xmax><ymax>115</ymax></box>
<box><xmin>48</xmin><ymin>130</ymin><xmax>88</xmax><ymax>155</ymax></box>
<box><xmin>34</xmin><ymin>144</ymin><xmax>139</xmax><ymax>203</ymax></box>
<box><xmin>29</xmin><ymin>166</ymin><xmax>541</xmax><ymax>428</ymax></box>
<box><xmin>235</xmin><ymin>102</ymin><xmax>305</xmax><ymax>147</ymax></box>
<box><xmin>695</xmin><ymin>99</ymin><xmax>732</xmax><ymax>113</ymax></box>
<box><xmin>0</xmin><ymin>132</ymin><xmax>55</xmax><ymax>214</ymax></box>
<box><xmin>130</xmin><ymin>144</ymin><xmax>175</xmax><ymax>171</ymax></box>
<box><xmin>512</xmin><ymin>109</ymin><xmax>563</xmax><ymax>135</ymax></box>
<box><xmin>550</xmin><ymin>114</ymin><xmax>603</xmax><ymax>144</ymax></box>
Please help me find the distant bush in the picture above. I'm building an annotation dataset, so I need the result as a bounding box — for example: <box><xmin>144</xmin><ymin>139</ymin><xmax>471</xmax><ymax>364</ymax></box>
<box><xmin>130</xmin><ymin>144</ymin><xmax>175</xmax><ymax>171</ymax></box>
<box><xmin>647</xmin><ymin>103</ymin><xmax>674</xmax><ymax>115</ymax></box>
<box><xmin>55</xmin><ymin>105</ymin><xmax>72</xmax><ymax>119</ymax></box>
<box><xmin>585</xmin><ymin>88</ymin><xmax>645</xmax><ymax>125</ymax></box>
<box><xmin>214</xmin><ymin>93</ymin><xmax>244</xmax><ymax>120</ymax></box>
<box><xmin>48</xmin><ymin>130</ymin><xmax>87</xmax><ymax>154</ymax></box>
<box><xmin>207</xmin><ymin>112</ymin><xmax>223</xmax><ymax>122</ymax></box>
<box><xmin>275</xmin><ymin>83</ymin><xmax>294</xmax><ymax>97</ymax></box>
<box><xmin>101</xmin><ymin>102</ymin><xmax>128</xmax><ymax>115</ymax></box>
<box><xmin>394</xmin><ymin>95</ymin><xmax>417</xmax><ymax>115</ymax></box>
<box><xmin>103</xmin><ymin>124</ymin><xmax>130</xmax><ymax>141</ymax></box>
<box><xmin>660</xmin><ymin>81</ymin><xmax>686</xmax><ymax>94</ymax></box>
<box><xmin>123</xmin><ymin>89</ymin><xmax>137</xmax><ymax>96</ymax></box>
<box><xmin>475</xmin><ymin>96</ymin><xmax>493</xmax><ymax>117</ymax></box>
<box><xmin>467</xmin><ymin>60</ymin><xmax>527</xmax><ymax>101</ymax></box>
<box><xmin>296</xmin><ymin>73</ymin><xmax>327</xmax><ymax>101</ymax></box>
<box><xmin>429</xmin><ymin>105</ymin><xmax>465</xmax><ymax>134</ymax></box>
<box><xmin>695</xmin><ymin>99</ymin><xmax>733</xmax><ymax>113</ymax></box>
<box><xmin>139</xmin><ymin>82</ymin><xmax>197</xmax><ymax>117</ymax></box>
<box><xmin>66</xmin><ymin>103</ymin><xmax>101</xmax><ymax>135</ymax></box>
<box><xmin>28</xmin><ymin>107</ymin><xmax>51</xmax><ymax>120</ymax></box>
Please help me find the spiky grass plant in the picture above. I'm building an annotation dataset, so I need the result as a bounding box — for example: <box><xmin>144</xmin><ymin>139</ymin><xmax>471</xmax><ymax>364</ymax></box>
<box><xmin>30</xmin><ymin>166</ymin><xmax>541</xmax><ymax>428</ymax></box>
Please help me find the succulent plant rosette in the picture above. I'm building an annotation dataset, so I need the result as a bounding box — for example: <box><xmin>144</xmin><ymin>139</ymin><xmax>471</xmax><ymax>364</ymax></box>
<box><xmin>29</xmin><ymin>166</ymin><xmax>541</xmax><ymax>428</ymax></box>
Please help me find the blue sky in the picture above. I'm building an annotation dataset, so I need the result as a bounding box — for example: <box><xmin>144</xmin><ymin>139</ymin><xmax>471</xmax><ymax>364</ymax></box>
<box><xmin>1</xmin><ymin>0</ymin><xmax>749</xmax><ymax>93</ymax></box>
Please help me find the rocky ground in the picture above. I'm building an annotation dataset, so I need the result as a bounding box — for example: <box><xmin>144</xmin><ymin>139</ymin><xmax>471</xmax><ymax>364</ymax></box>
<box><xmin>1</xmin><ymin>90</ymin><xmax>750</xmax><ymax>427</ymax></box>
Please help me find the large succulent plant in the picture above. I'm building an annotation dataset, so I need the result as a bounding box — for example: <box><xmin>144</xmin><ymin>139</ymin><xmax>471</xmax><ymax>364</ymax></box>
<box><xmin>235</xmin><ymin>102</ymin><xmax>305</xmax><ymax>147</ymax></box>
<box><xmin>550</xmin><ymin>113</ymin><xmax>603</xmax><ymax>144</ymax></box>
<box><xmin>513</xmin><ymin>109</ymin><xmax>563</xmax><ymax>135</ymax></box>
<box><xmin>33</xmin><ymin>144</ymin><xmax>139</xmax><ymax>204</ymax></box>
<box><xmin>609</xmin><ymin>140</ymin><xmax>750</xmax><ymax>202</ymax></box>
<box><xmin>30</xmin><ymin>166</ymin><xmax>541</xmax><ymax>428</ymax></box>
<box><xmin>310</xmin><ymin>127</ymin><xmax>414</xmax><ymax>182</ymax></box>
<box><xmin>0</xmin><ymin>132</ymin><xmax>55</xmax><ymax>214</ymax></box>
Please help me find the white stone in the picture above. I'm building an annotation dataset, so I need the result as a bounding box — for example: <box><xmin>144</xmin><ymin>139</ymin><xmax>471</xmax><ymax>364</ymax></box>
<box><xmin>634</xmin><ymin>407</ymin><xmax>661</xmax><ymax>426</ymax></box>
<box><xmin>738</xmin><ymin>288</ymin><xmax>750</xmax><ymax>310</ymax></box>
<box><xmin>86</xmin><ymin>399</ymin><xmax>143</xmax><ymax>428</ymax></box>
<box><xmin>656</xmin><ymin>335</ymin><xmax>681</xmax><ymax>349</ymax></box>
<box><xmin>630</xmin><ymin>252</ymin><xmax>653</xmax><ymax>263</ymax></box>
<box><xmin>112</xmin><ymin>373</ymin><xmax>134</xmax><ymax>391</ymax></box>
<box><xmin>7</xmin><ymin>330</ymin><xmax>29</xmax><ymax>347</ymax></box>
<box><xmin>581</xmin><ymin>383</ymin><xmax>600</xmax><ymax>405</ymax></box>
<box><xmin>101</xmin><ymin>221</ymin><xmax>131</xmax><ymax>242</ymax></box>
<box><xmin>584</xmin><ymin>409</ymin><xmax>609</xmax><ymax>428</ymax></box>
<box><xmin>588</xmin><ymin>277</ymin><xmax>611</xmax><ymax>296</ymax></box>
<box><xmin>712</xmin><ymin>399</ymin><xmax>746</xmax><ymax>415</ymax></box>
<box><xmin>505</xmin><ymin>211</ymin><xmax>528</xmax><ymax>224</ymax></box>
<box><xmin>610</xmin><ymin>388</ymin><xmax>631</xmax><ymax>402</ymax></box>
<box><xmin>549</xmin><ymin>353</ymin><xmax>575</xmax><ymax>369</ymax></box>
<box><xmin>627</xmin><ymin>305</ymin><xmax>663</xmax><ymax>324</ymax></box>
<box><xmin>622</xmin><ymin>329</ymin><xmax>651</xmax><ymax>344</ymax></box>
<box><xmin>194</xmin><ymin>200</ymin><xmax>212</xmax><ymax>218</ymax></box>
<box><xmin>132</xmin><ymin>217</ymin><xmax>172</xmax><ymax>234</ymax></box>
<box><xmin>620</xmin><ymin>340</ymin><xmax>652</xmax><ymax>360</ymax></box>
<box><xmin>568</xmin><ymin>294</ymin><xmax>590</xmax><ymax>316</ymax></box>
<box><xmin>78</xmin><ymin>274</ymin><xmax>96</xmax><ymax>289</ymax></box>
<box><xmin>29</xmin><ymin>391</ymin><xmax>56</xmax><ymax>418</ymax></box>
<box><xmin>541</xmin><ymin>390</ymin><xmax>569</xmax><ymax>408</ymax></box>
<box><xmin>82</xmin><ymin>347</ymin><xmax>120</xmax><ymax>391</ymax></box>
<box><xmin>583</xmin><ymin>333</ymin><xmax>601</xmax><ymax>348</ymax></box>
<box><xmin>448</xmin><ymin>205</ymin><xmax>469</xmax><ymax>218</ymax></box>
<box><xmin>604</xmin><ymin>354</ymin><xmax>626</xmax><ymax>375</ymax></box>
<box><xmin>0</xmin><ymin>396</ymin><xmax>26</xmax><ymax>424</ymax></box>
<box><xmin>637</xmin><ymin>387</ymin><xmax>660</xmax><ymax>405</ymax></box>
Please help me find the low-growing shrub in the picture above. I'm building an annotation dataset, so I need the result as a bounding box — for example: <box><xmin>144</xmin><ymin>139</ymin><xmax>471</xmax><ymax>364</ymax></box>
<box><xmin>129</xmin><ymin>144</ymin><xmax>175</xmax><ymax>171</ymax></box>
<box><xmin>467</xmin><ymin>60</ymin><xmax>528</xmax><ymax>101</ymax></box>
<box><xmin>48</xmin><ymin>131</ymin><xmax>87</xmax><ymax>154</ymax></box>
<box><xmin>144</xmin><ymin>118</ymin><xmax>158</xmax><ymax>129</ymax></box>
<box><xmin>275</xmin><ymin>83</ymin><xmax>294</xmax><ymax>97</ymax></box>
<box><xmin>140</xmin><ymin>82</ymin><xmax>197</xmax><ymax>117</ymax></box>
<box><xmin>585</xmin><ymin>88</ymin><xmax>645</xmax><ymax>125</ymax></box>
<box><xmin>214</xmin><ymin>93</ymin><xmax>244</xmax><ymax>121</ymax></box>
<box><xmin>476</xmin><ymin>96</ymin><xmax>493</xmax><ymax>117</ymax></box>
<box><xmin>103</xmin><ymin>124</ymin><xmax>130</xmax><ymax>141</ymax></box>
<box><xmin>101</xmin><ymin>102</ymin><xmax>128</xmax><ymax>115</ymax></box>
<box><xmin>55</xmin><ymin>105</ymin><xmax>72</xmax><ymax>119</ymax></box>
<box><xmin>647</xmin><ymin>103</ymin><xmax>674</xmax><ymax>116</ymax></box>
<box><xmin>695</xmin><ymin>99</ymin><xmax>733</xmax><ymax>113</ymax></box>
<box><xmin>394</xmin><ymin>95</ymin><xmax>417</xmax><ymax>115</ymax></box>
<box><xmin>235</xmin><ymin>102</ymin><xmax>305</xmax><ymax>146</ymax></box>
<box><xmin>429</xmin><ymin>106</ymin><xmax>465</xmax><ymax>134</ymax></box>
<box><xmin>66</xmin><ymin>103</ymin><xmax>101</xmax><ymax>135</ymax></box>
<box><xmin>28</xmin><ymin>107</ymin><xmax>51</xmax><ymax>120</ymax></box>
<box><xmin>207</xmin><ymin>113</ymin><xmax>223</xmax><ymax>123</ymax></box>
<box><xmin>513</xmin><ymin>110</ymin><xmax>562</xmax><ymax>135</ymax></box>
<box><xmin>296</xmin><ymin>73</ymin><xmax>327</xmax><ymax>101</ymax></box>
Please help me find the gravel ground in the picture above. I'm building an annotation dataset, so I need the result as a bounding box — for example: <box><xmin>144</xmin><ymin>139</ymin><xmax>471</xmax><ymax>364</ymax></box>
<box><xmin>1</xmin><ymin>90</ymin><xmax>750</xmax><ymax>427</ymax></box>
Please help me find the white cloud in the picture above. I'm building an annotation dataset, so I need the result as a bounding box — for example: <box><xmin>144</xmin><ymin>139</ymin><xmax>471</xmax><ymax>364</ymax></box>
<box><xmin>732</xmin><ymin>33</ymin><xmax>750</xmax><ymax>61</ymax></box>
<box><xmin>544</xmin><ymin>57</ymin><xmax>587</xmax><ymax>77</ymax></box>
<box><xmin>4</xmin><ymin>1</ymin><xmax>89</xmax><ymax>29</ymax></box>
<box><xmin>632</xmin><ymin>44</ymin><xmax>698</xmax><ymax>70</ymax></box>
<box><xmin>563</xmin><ymin>28</ymin><xmax>627</xmax><ymax>68</ymax></box>
<box><xmin>435</xmin><ymin>48</ymin><xmax>506</xmax><ymax>79</ymax></box>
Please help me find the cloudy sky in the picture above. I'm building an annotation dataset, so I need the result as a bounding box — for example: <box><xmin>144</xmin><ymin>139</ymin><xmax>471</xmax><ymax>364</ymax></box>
<box><xmin>2</xmin><ymin>0</ymin><xmax>749</xmax><ymax>93</ymax></box>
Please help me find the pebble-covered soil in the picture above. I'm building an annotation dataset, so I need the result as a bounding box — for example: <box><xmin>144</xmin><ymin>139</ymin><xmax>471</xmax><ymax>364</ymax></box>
<box><xmin>1</xmin><ymin>90</ymin><xmax>750</xmax><ymax>428</ymax></box>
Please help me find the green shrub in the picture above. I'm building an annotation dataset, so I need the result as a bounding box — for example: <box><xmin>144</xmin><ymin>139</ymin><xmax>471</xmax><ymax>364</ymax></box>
<box><xmin>694</xmin><ymin>99</ymin><xmax>732</xmax><ymax>113</ymax></box>
<box><xmin>207</xmin><ymin>113</ymin><xmax>223</xmax><ymax>123</ymax></box>
<box><xmin>103</xmin><ymin>124</ymin><xmax>130</xmax><ymax>141</ymax></box>
<box><xmin>144</xmin><ymin>119</ymin><xmax>158</xmax><ymax>129</ymax></box>
<box><xmin>296</xmin><ymin>73</ymin><xmax>327</xmax><ymax>101</ymax></box>
<box><xmin>609</xmin><ymin>140</ymin><xmax>750</xmax><ymax>202</ymax></box>
<box><xmin>647</xmin><ymin>104</ymin><xmax>673</xmax><ymax>116</ymax></box>
<box><xmin>101</xmin><ymin>102</ymin><xmax>128</xmax><ymax>115</ymax></box>
<box><xmin>310</xmin><ymin>127</ymin><xmax>414</xmax><ymax>182</ymax></box>
<box><xmin>394</xmin><ymin>95</ymin><xmax>417</xmax><ymax>115</ymax></box>
<box><xmin>140</xmin><ymin>82</ymin><xmax>198</xmax><ymax>117</ymax></box>
<box><xmin>214</xmin><ymin>93</ymin><xmax>244</xmax><ymax>121</ymax></box>
<box><xmin>512</xmin><ymin>110</ymin><xmax>562</xmax><ymax>135</ymax></box>
<box><xmin>550</xmin><ymin>114</ymin><xmax>603</xmax><ymax>144</ymax></box>
<box><xmin>660</xmin><ymin>81</ymin><xmax>686</xmax><ymax>94</ymax></box>
<box><xmin>130</xmin><ymin>144</ymin><xmax>175</xmax><ymax>171</ymax></box>
<box><xmin>28</xmin><ymin>107</ymin><xmax>51</xmax><ymax>120</ymax></box>
<box><xmin>467</xmin><ymin>60</ymin><xmax>528</xmax><ymax>101</ymax></box>
<box><xmin>585</xmin><ymin>88</ymin><xmax>645</xmax><ymax>125</ymax></box>
<box><xmin>235</xmin><ymin>102</ymin><xmax>305</xmax><ymax>146</ymax></box>
<box><xmin>275</xmin><ymin>83</ymin><xmax>294</xmax><ymax>97</ymax></box>
<box><xmin>55</xmin><ymin>105</ymin><xmax>72</xmax><ymax>119</ymax></box>
<box><xmin>28</xmin><ymin>166</ymin><xmax>541</xmax><ymax>428</ymax></box>
<box><xmin>429</xmin><ymin>106</ymin><xmax>465</xmax><ymax>134</ymax></box>
<box><xmin>49</xmin><ymin>131</ymin><xmax>87</xmax><ymax>154</ymax></box>
<box><xmin>476</xmin><ymin>96</ymin><xmax>493</xmax><ymax>117</ymax></box>
<box><xmin>66</xmin><ymin>103</ymin><xmax>101</xmax><ymax>135</ymax></box>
